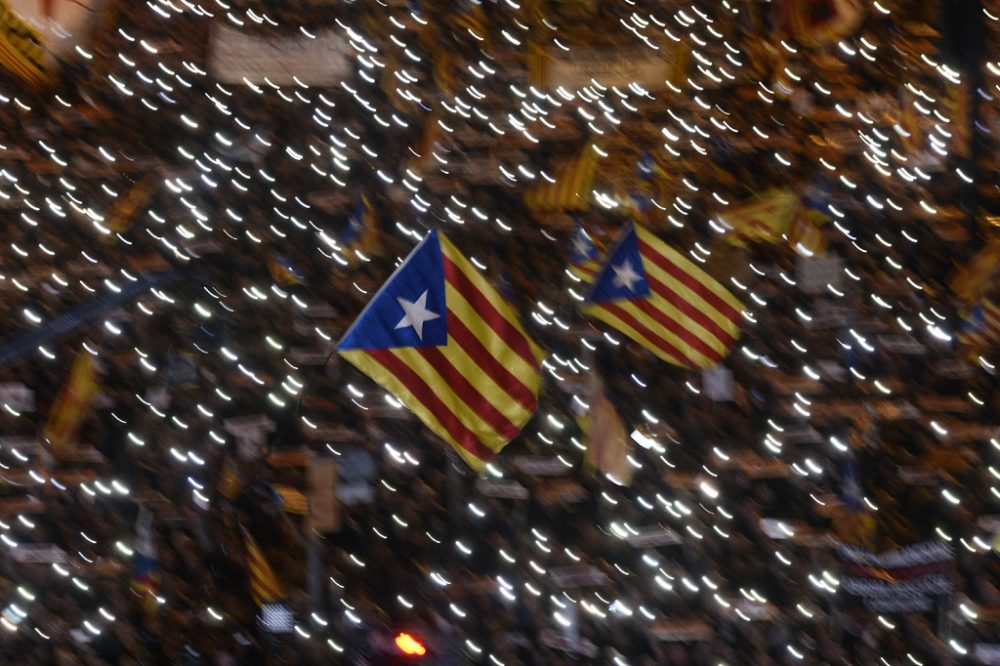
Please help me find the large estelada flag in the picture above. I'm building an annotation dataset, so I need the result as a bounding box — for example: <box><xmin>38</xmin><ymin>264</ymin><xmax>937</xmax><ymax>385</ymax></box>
<box><xmin>338</xmin><ymin>230</ymin><xmax>544</xmax><ymax>470</ymax></box>
<box><xmin>584</xmin><ymin>223</ymin><xmax>745</xmax><ymax>368</ymax></box>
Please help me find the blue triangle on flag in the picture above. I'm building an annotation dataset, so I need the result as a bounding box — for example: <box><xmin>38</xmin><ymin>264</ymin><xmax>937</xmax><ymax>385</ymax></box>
<box><xmin>570</xmin><ymin>221</ymin><xmax>599</xmax><ymax>264</ymax></box>
<box><xmin>337</xmin><ymin>231</ymin><xmax>448</xmax><ymax>350</ymax></box>
<box><xmin>341</xmin><ymin>197</ymin><xmax>366</xmax><ymax>245</ymax></box>
<box><xmin>839</xmin><ymin>458</ymin><xmax>863</xmax><ymax>511</ymax></box>
<box><xmin>586</xmin><ymin>224</ymin><xmax>650</xmax><ymax>303</ymax></box>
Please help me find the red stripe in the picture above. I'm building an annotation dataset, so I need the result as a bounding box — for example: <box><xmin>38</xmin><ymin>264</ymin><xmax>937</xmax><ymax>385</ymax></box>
<box><xmin>598</xmin><ymin>302</ymin><xmax>699</xmax><ymax>367</ymax></box>
<box><xmin>444</xmin><ymin>313</ymin><xmax>538</xmax><ymax>412</ymax></box>
<box><xmin>643</xmin><ymin>271</ymin><xmax>738</xmax><ymax>347</ymax></box>
<box><xmin>366</xmin><ymin>349</ymin><xmax>496</xmax><ymax>461</ymax></box>
<box><xmin>630</xmin><ymin>297</ymin><xmax>724</xmax><ymax>364</ymax></box>
<box><xmin>416</xmin><ymin>345</ymin><xmax>521</xmax><ymax>439</ymax></box>
<box><xmin>442</xmin><ymin>256</ymin><xmax>538</xmax><ymax>370</ymax></box>
<box><xmin>638</xmin><ymin>239</ymin><xmax>742</xmax><ymax>322</ymax></box>
<box><xmin>250</xmin><ymin>575</ymin><xmax>281</xmax><ymax>601</ymax></box>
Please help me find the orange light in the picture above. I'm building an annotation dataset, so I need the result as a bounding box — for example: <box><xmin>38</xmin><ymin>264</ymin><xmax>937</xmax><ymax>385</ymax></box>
<box><xmin>394</xmin><ymin>632</ymin><xmax>427</xmax><ymax>656</ymax></box>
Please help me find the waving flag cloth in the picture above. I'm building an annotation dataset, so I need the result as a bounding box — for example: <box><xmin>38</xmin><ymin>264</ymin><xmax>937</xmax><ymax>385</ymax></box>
<box><xmin>338</xmin><ymin>230</ymin><xmax>544</xmax><ymax>470</ymax></box>
<box><xmin>584</xmin><ymin>223</ymin><xmax>745</xmax><ymax>369</ymax></box>
<box><xmin>718</xmin><ymin>188</ymin><xmax>801</xmax><ymax>247</ymax></box>
<box><xmin>833</xmin><ymin>458</ymin><xmax>877</xmax><ymax>549</ymax></box>
<box><xmin>43</xmin><ymin>347</ymin><xmax>100</xmax><ymax>459</ymax></box>
<box><xmin>787</xmin><ymin>179</ymin><xmax>833</xmax><ymax>257</ymax></box>
<box><xmin>581</xmin><ymin>373</ymin><xmax>632</xmax><ymax>486</ymax></box>
<box><xmin>241</xmin><ymin>525</ymin><xmax>284</xmax><ymax>607</ymax></box>
<box><xmin>104</xmin><ymin>175</ymin><xmax>158</xmax><ymax>235</ymax></box>
<box><xmin>567</xmin><ymin>220</ymin><xmax>604</xmax><ymax>284</ymax></box>
<box><xmin>524</xmin><ymin>141</ymin><xmax>600</xmax><ymax>212</ymax></box>
<box><xmin>956</xmin><ymin>299</ymin><xmax>1000</xmax><ymax>354</ymax></box>
<box><xmin>267</xmin><ymin>252</ymin><xmax>304</xmax><ymax>286</ymax></box>
<box><xmin>949</xmin><ymin>240</ymin><xmax>1000</xmax><ymax>303</ymax></box>
<box><xmin>340</xmin><ymin>194</ymin><xmax>382</xmax><ymax>264</ymax></box>
<box><xmin>0</xmin><ymin>1</ymin><xmax>48</xmax><ymax>87</ymax></box>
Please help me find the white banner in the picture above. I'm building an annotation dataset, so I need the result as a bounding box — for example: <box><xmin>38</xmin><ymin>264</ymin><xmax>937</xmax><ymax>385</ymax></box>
<box><xmin>0</xmin><ymin>383</ymin><xmax>34</xmax><ymax>412</ymax></box>
<box><xmin>797</xmin><ymin>255</ymin><xmax>844</xmax><ymax>294</ymax></box>
<box><xmin>224</xmin><ymin>415</ymin><xmax>275</xmax><ymax>461</ymax></box>
<box><xmin>534</xmin><ymin>45</ymin><xmax>684</xmax><ymax>91</ymax></box>
<box><xmin>209</xmin><ymin>26</ymin><xmax>349</xmax><ymax>85</ymax></box>
<box><xmin>11</xmin><ymin>543</ymin><xmax>68</xmax><ymax>564</ymax></box>
<box><xmin>307</xmin><ymin>456</ymin><xmax>339</xmax><ymax>534</ymax></box>
<box><xmin>839</xmin><ymin>541</ymin><xmax>953</xmax><ymax>613</ymax></box>
<box><xmin>701</xmin><ymin>366</ymin><xmax>733</xmax><ymax>402</ymax></box>
<box><xmin>476</xmin><ymin>479</ymin><xmax>529</xmax><ymax>500</ymax></box>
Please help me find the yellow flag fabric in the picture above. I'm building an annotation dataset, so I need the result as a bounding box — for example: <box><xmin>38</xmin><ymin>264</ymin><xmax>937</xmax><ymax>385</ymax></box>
<box><xmin>787</xmin><ymin>209</ymin><xmax>827</xmax><ymax>258</ymax></box>
<box><xmin>272</xmin><ymin>485</ymin><xmax>309</xmax><ymax>515</ymax></box>
<box><xmin>241</xmin><ymin>527</ymin><xmax>284</xmax><ymax>607</ymax></box>
<box><xmin>0</xmin><ymin>1</ymin><xmax>47</xmax><ymax>87</ymax></box>
<box><xmin>105</xmin><ymin>176</ymin><xmax>158</xmax><ymax>235</ymax></box>
<box><xmin>585</xmin><ymin>375</ymin><xmax>632</xmax><ymax>485</ymax></box>
<box><xmin>524</xmin><ymin>142</ymin><xmax>600</xmax><ymax>212</ymax></box>
<box><xmin>584</xmin><ymin>224</ymin><xmax>745</xmax><ymax>369</ymax></box>
<box><xmin>217</xmin><ymin>459</ymin><xmax>245</xmax><ymax>500</ymax></box>
<box><xmin>950</xmin><ymin>240</ymin><xmax>1000</xmax><ymax>303</ymax></box>
<box><xmin>44</xmin><ymin>349</ymin><xmax>100</xmax><ymax>459</ymax></box>
<box><xmin>718</xmin><ymin>188</ymin><xmax>801</xmax><ymax>246</ymax></box>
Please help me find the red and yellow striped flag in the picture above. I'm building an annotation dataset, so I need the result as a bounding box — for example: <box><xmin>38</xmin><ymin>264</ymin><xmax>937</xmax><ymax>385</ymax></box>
<box><xmin>956</xmin><ymin>299</ymin><xmax>1000</xmax><ymax>352</ymax></box>
<box><xmin>105</xmin><ymin>176</ymin><xmax>158</xmax><ymax>235</ymax></box>
<box><xmin>718</xmin><ymin>188</ymin><xmax>801</xmax><ymax>246</ymax></box>
<box><xmin>241</xmin><ymin>526</ymin><xmax>284</xmax><ymax>607</ymax></box>
<box><xmin>0</xmin><ymin>1</ymin><xmax>48</xmax><ymax>87</ymax></box>
<box><xmin>582</xmin><ymin>374</ymin><xmax>632</xmax><ymax>485</ymax></box>
<box><xmin>786</xmin><ymin>208</ymin><xmax>827</xmax><ymax>257</ymax></box>
<box><xmin>44</xmin><ymin>348</ymin><xmax>100</xmax><ymax>459</ymax></box>
<box><xmin>338</xmin><ymin>230</ymin><xmax>544</xmax><ymax>470</ymax></box>
<box><xmin>524</xmin><ymin>141</ymin><xmax>600</xmax><ymax>212</ymax></box>
<box><xmin>950</xmin><ymin>240</ymin><xmax>1000</xmax><ymax>303</ymax></box>
<box><xmin>272</xmin><ymin>484</ymin><xmax>309</xmax><ymax>516</ymax></box>
<box><xmin>584</xmin><ymin>223</ymin><xmax>745</xmax><ymax>368</ymax></box>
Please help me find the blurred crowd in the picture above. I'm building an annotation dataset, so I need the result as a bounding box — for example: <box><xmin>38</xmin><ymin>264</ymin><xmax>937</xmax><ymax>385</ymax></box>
<box><xmin>0</xmin><ymin>0</ymin><xmax>997</xmax><ymax>664</ymax></box>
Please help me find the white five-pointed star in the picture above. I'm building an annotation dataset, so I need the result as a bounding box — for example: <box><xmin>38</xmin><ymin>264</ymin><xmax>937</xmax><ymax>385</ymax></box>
<box><xmin>611</xmin><ymin>259</ymin><xmax>642</xmax><ymax>291</ymax></box>
<box><xmin>572</xmin><ymin>233</ymin><xmax>592</xmax><ymax>258</ymax></box>
<box><xmin>394</xmin><ymin>290</ymin><xmax>441</xmax><ymax>341</ymax></box>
